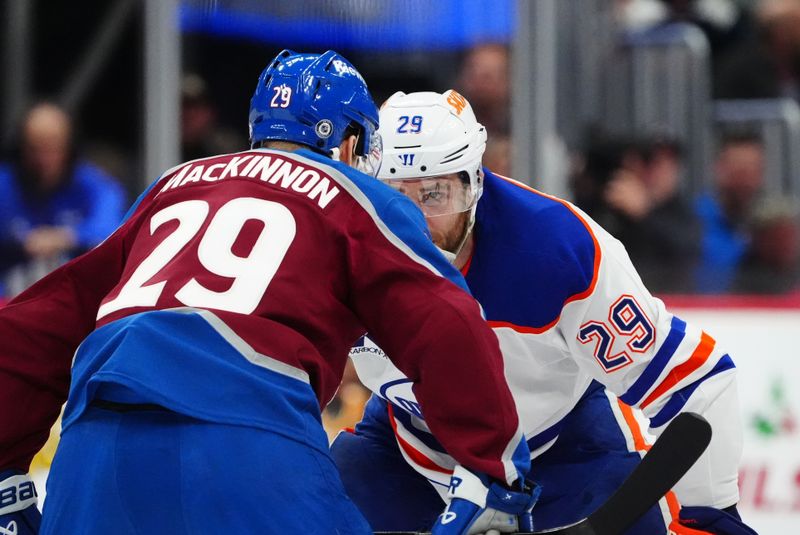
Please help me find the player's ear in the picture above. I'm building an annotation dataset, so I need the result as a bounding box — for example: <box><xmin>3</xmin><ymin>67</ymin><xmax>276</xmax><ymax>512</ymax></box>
<box><xmin>337</xmin><ymin>134</ymin><xmax>358</xmax><ymax>168</ymax></box>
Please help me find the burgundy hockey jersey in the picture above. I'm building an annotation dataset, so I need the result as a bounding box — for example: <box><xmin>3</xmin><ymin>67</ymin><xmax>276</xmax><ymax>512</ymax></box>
<box><xmin>0</xmin><ymin>148</ymin><xmax>529</xmax><ymax>485</ymax></box>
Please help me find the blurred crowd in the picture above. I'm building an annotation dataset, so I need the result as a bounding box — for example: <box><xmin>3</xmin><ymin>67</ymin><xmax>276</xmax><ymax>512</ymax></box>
<box><xmin>0</xmin><ymin>103</ymin><xmax>125</xmax><ymax>302</ymax></box>
<box><xmin>2</xmin><ymin>0</ymin><xmax>800</xmax><ymax>435</ymax></box>
<box><xmin>601</xmin><ymin>0</ymin><xmax>800</xmax><ymax>295</ymax></box>
<box><xmin>572</xmin><ymin>128</ymin><xmax>800</xmax><ymax>295</ymax></box>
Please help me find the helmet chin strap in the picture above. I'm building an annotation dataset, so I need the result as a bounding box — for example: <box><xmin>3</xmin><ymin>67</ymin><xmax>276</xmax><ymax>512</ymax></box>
<box><xmin>437</xmin><ymin>206</ymin><xmax>477</xmax><ymax>265</ymax></box>
<box><xmin>436</xmin><ymin>246</ymin><xmax>458</xmax><ymax>264</ymax></box>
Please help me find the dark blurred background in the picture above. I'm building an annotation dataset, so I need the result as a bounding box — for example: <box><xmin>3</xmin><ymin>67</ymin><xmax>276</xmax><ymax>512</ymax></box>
<box><xmin>3</xmin><ymin>0</ymin><xmax>799</xmax><ymax>299</ymax></box>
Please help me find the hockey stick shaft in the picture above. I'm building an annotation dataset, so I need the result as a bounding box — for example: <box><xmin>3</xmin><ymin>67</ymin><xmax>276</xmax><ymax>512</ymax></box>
<box><xmin>577</xmin><ymin>411</ymin><xmax>711</xmax><ymax>534</ymax></box>
<box><xmin>376</xmin><ymin>411</ymin><xmax>712</xmax><ymax>535</ymax></box>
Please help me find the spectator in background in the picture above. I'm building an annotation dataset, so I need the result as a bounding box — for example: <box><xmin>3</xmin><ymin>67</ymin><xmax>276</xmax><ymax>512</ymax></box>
<box><xmin>573</xmin><ymin>133</ymin><xmax>700</xmax><ymax>293</ymax></box>
<box><xmin>695</xmin><ymin>131</ymin><xmax>765</xmax><ymax>293</ymax></box>
<box><xmin>181</xmin><ymin>73</ymin><xmax>244</xmax><ymax>161</ymax></box>
<box><xmin>732</xmin><ymin>197</ymin><xmax>800</xmax><ymax>294</ymax></box>
<box><xmin>607</xmin><ymin>135</ymin><xmax>701</xmax><ymax>293</ymax></box>
<box><xmin>482</xmin><ymin>133</ymin><xmax>512</xmax><ymax>176</ymax></box>
<box><xmin>457</xmin><ymin>43</ymin><xmax>510</xmax><ymax>136</ymax></box>
<box><xmin>617</xmin><ymin>0</ymin><xmax>755</xmax><ymax>60</ymax></box>
<box><xmin>615</xmin><ymin>0</ymin><xmax>668</xmax><ymax>31</ymax></box>
<box><xmin>657</xmin><ymin>0</ymin><xmax>754</xmax><ymax>59</ymax></box>
<box><xmin>715</xmin><ymin>0</ymin><xmax>800</xmax><ymax>100</ymax></box>
<box><xmin>0</xmin><ymin>102</ymin><xmax>126</xmax><ymax>298</ymax></box>
<box><xmin>456</xmin><ymin>44</ymin><xmax>514</xmax><ymax>195</ymax></box>
<box><xmin>571</xmin><ymin>133</ymin><xmax>631</xmax><ymax>227</ymax></box>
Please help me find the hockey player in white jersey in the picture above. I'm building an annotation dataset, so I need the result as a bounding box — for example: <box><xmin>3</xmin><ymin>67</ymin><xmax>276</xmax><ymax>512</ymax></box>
<box><xmin>331</xmin><ymin>91</ymin><xmax>757</xmax><ymax>535</ymax></box>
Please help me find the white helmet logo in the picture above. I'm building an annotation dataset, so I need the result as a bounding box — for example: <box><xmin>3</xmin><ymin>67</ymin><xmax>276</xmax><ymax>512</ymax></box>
<box><xmin>315</xmin><ymin>119</ymin><xmax>333</xmax><ymax>139</ymax></box>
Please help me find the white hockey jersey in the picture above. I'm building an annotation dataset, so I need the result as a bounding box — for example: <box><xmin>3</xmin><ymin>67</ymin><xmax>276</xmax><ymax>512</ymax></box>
<box><xmin>350</xmin><ymin>170</ymin><xmax>742</xmax><ymax>509</ymax></box>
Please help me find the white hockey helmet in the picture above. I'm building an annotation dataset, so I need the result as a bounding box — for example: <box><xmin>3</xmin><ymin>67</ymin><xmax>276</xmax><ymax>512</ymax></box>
<box><xmin>377</xmin><ymin>90</ymin><xmax>487</xmax><ymax>217</ymax></box>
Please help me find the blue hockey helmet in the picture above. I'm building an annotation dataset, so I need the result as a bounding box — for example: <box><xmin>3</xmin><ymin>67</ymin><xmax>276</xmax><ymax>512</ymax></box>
<box><xmin>249</xmin><ymin>49</ymin><xmax>381</xmax><ymax>173</ymax></box>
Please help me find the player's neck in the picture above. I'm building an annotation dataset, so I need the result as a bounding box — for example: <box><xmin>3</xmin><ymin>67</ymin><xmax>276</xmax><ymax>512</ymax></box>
<box><xmin>453</xmin><ymin>233</ymin><xmax>475</xmax><ymax>270</ymax></box>
<box><xmin>260</xmin><ymin>141</ymin><xmax>307</xmax><ymax>152</ymax></box>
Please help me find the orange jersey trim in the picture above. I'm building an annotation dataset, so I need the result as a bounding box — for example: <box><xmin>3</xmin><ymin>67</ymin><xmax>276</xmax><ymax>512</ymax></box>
<box><xmin>640</xmin><ymin>332</ymin><xmax>716</xmax><ymax>409</ymax></box>
<box><xmin>616</xmin><ymin>399</ymin><xmax>652</xmax><ymax>452</ymax></box>
<box><xmin>616</xmin><ymin>400</ymin><xmax>686</xmax><ymax>527</ymax></box>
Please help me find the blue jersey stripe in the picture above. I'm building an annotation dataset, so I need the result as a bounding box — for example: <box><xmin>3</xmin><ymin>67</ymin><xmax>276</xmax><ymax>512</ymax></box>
<box><xmin>648</xmin><ymin>354</ymin><xmax>735</xmax><ymax>428</ymax></box>
<box><xmin>620</xmin><ymin>316</ymin><xmax>687</xmax><ymax>406</ymax></box>
<box><xmin>510</xmin><ymin>435</ymin><xmax>533</xmax><ymax>482</ymax></box>
<box><xmin>527</xmin><ymin>418</ymin><xmax>564</xmax><ymax>452</ymax></box>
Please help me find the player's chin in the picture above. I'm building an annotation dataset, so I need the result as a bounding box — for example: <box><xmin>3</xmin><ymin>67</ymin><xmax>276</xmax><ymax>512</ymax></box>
<box><xmin>429</xmin><ymin>233</ymin><xmax>447</xmax><ymax>250</ymax></box>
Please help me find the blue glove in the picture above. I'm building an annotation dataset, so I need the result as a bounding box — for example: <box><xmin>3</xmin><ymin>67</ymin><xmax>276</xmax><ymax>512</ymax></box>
<box><xmin>0</xmin><ymin>470</ymin><xmax>41</xmax><ymax>535</ymax></box>
<box><xmin>431</xmin><ymin>466</ymin><xmax>540</xmax><ymax>535</ymax></box>
<box><xmin>679</xmin><ymin>505</ymin><xmax>758</xmax><ymax>535</ymax></box>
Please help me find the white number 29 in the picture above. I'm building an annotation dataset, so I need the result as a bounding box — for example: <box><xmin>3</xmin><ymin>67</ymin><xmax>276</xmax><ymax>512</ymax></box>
<box><xmin>97</xmin><ymin>197</ymin><xmax>296</xmax><ymax>319</ymax></box>
<box><xmin>270</xmin><ymin>85</ymin><xmax>292</xmax><ymax>108</ymax></box>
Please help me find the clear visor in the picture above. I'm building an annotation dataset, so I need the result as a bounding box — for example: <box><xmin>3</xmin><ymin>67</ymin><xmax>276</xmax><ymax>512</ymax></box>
<box><xmin>355</xmin><ymin>132</ymin><xmax>383</xmax><ymax>178</ymax></box>
<box><xmin>381</xmin><ymin>174</ymin><xmax>478</xmax><ymax>218</ymax></box>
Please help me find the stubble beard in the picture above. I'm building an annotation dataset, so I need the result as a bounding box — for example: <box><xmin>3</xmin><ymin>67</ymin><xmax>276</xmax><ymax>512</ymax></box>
<box><xmin>431</xmin><ymin>211</ymin><xmax>470</xmax><ymax>254</ymax></box>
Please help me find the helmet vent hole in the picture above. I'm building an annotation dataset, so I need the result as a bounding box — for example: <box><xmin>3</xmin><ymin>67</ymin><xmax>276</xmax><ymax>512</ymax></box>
<box><xmin>390</xmin><ymin>168</ymin><xmax>396</xmax><ymax>174</ymax></box>
<box><xmin>440</xmin><ymin>144</ymin><xmax>470</xmax><ymax>164</ymax></box>
<box><xmin>420</xmin><ymin>165</ymin><xmax>427</xmax><ymax>172</ymax></box>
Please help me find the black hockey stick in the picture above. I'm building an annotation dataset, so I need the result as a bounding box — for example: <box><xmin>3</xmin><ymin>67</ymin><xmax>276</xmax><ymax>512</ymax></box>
<box><xmin>376</xmin><ymin>411</ymin><xmax>712</xmax><ymax>535</ymax></box>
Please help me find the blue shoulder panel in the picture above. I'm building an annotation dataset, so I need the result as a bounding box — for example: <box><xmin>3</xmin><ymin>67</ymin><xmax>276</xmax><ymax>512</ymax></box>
<box><xmin>466</xmin><ymin>171</ymin><xmax>598</xmax><ymax>329</ymax></box>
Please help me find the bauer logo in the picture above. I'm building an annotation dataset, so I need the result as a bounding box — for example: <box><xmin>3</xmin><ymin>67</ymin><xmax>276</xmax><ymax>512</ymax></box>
<box><xmin>0</xmin><ymin>476</ymin><xmax>37</xmax><ymax>515</ymax></box>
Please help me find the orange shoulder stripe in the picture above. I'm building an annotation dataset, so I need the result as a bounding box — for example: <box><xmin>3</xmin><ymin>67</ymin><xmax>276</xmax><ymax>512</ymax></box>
<box><xmin>640</xmin><ymin>332</ymin><xmax>716</xmax><ymax>410</ymax></box>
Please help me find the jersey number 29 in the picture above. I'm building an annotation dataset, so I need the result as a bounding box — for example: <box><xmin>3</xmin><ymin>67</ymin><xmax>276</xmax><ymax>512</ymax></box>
<box><xmin>97</xmin><ymin>197</ymin><xmax>295</xmax><ymax>319</ymax></box>
<box><xmin>577</xmin><ymin>295</ymin><xmax>655</xmax><ymax>373</ymax></box>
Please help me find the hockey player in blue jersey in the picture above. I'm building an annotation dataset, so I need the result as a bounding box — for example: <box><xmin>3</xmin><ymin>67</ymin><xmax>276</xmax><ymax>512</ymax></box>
<box><xmin>331</xmin><ymin>91</ymin><xmax>757</xmax><ymax>535</ymax></box>
<box><xmin>0</xmin><ymin>57</ymin><xmax>536</xmax><ymax>534</ymax></box>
